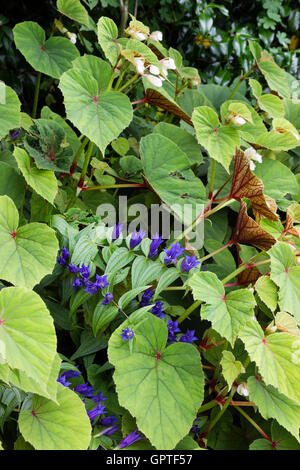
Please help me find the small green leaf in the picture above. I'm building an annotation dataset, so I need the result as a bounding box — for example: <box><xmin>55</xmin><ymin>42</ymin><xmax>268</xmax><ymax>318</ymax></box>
<box><xmin>97</xmin><ymin>16</ymin><xmax>119</xmax><ymax>65</ymax></box>
<box><xmin>108</xmin><ymin>313</ymin><xmax>204</xmax><ymax>449</ymax></box>
<box><xmin>221</xmin><ymin>351</ymin><xmax>245</xmax><ymax>388</ymax></box>
<box><xmin>0</xmin><ymin>195</ymin><xmax>59</xmax><ymax>289</ymax></box>
<box><xmin>257</xmin><ymin>94</ymin><xmax>284</xmax><ymax>118</ymax></box>
<box><xmin>0</xmin><ymin>84</ymin><xmax>21</xmax><ymax>140</ymax></box>
<box><xmin>14</xmin><ymin>147</ymin><xmax>58</xmax><ymax>204</ymax></box>
<box><xmin>255</xmin><ymin>275</ymin><xmax>278</xmax><ymax>312</ymax></box>
<box><xmin>13</xmin><ymin>21</ymin><xmax>79</xmax><ymax>78</ymax></box>
<box><xmin>188</xmin><ymin>272</ymin><xmax>256</xmax><ymax>345</ymax></box>
<box><xmin>18</xmin><ymin>383</ymin><xmax>91</xmax><ymax>450</ymax></box>
<box><xmin>57</xmin><ymin>0</ymin><xmax>89</xmax><ymax>26</ymax></box>
<box><xmin>105</xmin><ymin>247</ymin><xmax>136</xmax><ymax>274</ymax></box>
<box><xmin>239</xmin><ymin>319</ymin><xmax>300</xmax><ymax>404</ymax></box>
<box><xmin>248</xmin><ymin>376</ymin><xmax>300</xmax><ymax>441</ymax></box>
<box><xmin>192</xmin><ymin>106</ymin><xmax>240</xmax><ymax>172</ymax></box>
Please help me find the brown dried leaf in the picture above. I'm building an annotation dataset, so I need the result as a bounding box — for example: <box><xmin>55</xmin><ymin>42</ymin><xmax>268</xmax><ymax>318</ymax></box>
<box><xmin>236</xmin><ymin>244</ymin><xmax>260</xmax><ymax>286</ymax></box>
<box><xmin>229</xmin><ymin>148</ymin><xmax>278</xmax><ymax>221</ymax></box>
<box><xmin>253</xmin><ymin>195</ymin><xmax>278</xmax><ymax>224</ymax></box>
<box><xmin>145</xmin><ymin>88</ymin><xmax>193</xmax><ymax>126</ymax></box>
<box><xmin>233</xmin><ymin>201</ymin><xmax>276</xmax><ymax>251</ymax></box>
<box><xmin>284</xmin><ymin>208</ymin><xmax>300</xmax><ymax>238</ymax></box>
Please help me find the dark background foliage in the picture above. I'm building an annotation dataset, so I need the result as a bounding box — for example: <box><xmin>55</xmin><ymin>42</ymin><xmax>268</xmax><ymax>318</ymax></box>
<box><xmin>1</xmin><ymin>0</ymin><xmax>299</xmax><ymax>113</ymax></box>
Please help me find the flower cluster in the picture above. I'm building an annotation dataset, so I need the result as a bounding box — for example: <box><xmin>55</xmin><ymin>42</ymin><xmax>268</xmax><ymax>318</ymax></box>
<box><xmin>244</xmin><ymin>147</ymin><xmax>263</xmax><ymax>171</ymax></box>
<box><xmin>163</xmin><ymin>242</ymin><xmax>200</xmax><ymax>273</ymax></box>
<box><xmin>56</xmin><ymin>247</ymin><xmax>112</xmax><ymax>299</ymax></box>
<box><xmin>139</xmin><ymin>288</ymin><xmax>166</xmax><ymax>319</ymax></box>
<box><xmin>118</xmin><ymin>429</ymin><xmax>143</xmax><ymax>449</ymax></box>
<box><xmin>167</xmin><ymin>320</ymin><xmax>198</xmax><ymax>345</ymax></box>
<box><xmin>133</xmin><ymin>56</ymin><xmax>176</xmax><ymax>88</ymax></box>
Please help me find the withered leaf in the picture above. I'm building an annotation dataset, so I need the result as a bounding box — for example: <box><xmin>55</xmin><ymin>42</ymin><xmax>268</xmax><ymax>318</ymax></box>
<box><xmin>145</xmin><ymin>88</ymin><xmax>193</xmax><ymax>126</ymax></box>
<box><xmin>233</xmin><ymin>201</ymin><xmax>276</xmax><ymax>251</ymax></box>
<box><xmin>229</xmin><ymin>148</ymin><xmax>278</xmax><ymax>221</ymax></box>
<box><xmin>236</xmin><ymin>245</ymin><xmax>260</xmax><ymax>286</ymax></box>
<box><xmin>284</xmin><ymin>208</ymin><xmax>300</xmax><ymax>238</ymax></box>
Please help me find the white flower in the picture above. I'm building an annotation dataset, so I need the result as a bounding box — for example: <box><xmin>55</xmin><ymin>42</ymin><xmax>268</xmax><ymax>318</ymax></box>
<box><xmin>67</xmin><ymin>32</ymin><xmax>77</xmax><ymax>44</ymax></box>
<box><xmin>244</xmin><ymin>147</ymin><xmax>257</xmax><ymax>159</ymax></box>
<box><xmin>231</xmin><ymin>115</ymin><xmax>246</xmax><ymax>126</ymax></box>
<box><xmin>161</xmin><ymin>57</ymin><xmax>176</xmax><ymax>70</ymax></box>
<box><xmin>249</xmin><ymin>160</ymin><xmax>256</xmax><ymax>171</ymax></box>
<box><xmin>145</xmin><ymin>74</ymin><xmax>163</xmax><ymax>87</ymax></box>
<box><xmin>127</xmin><ymin>28</ymin><xmax>148</xmax><ymax>41</ymax></box>
<box><xmin>237</xmin><ymin>383</ymin><xmax>249</xmax><ymax>397</ymax></box>
<box><xmin>149</xmin><ymin>30</ymin><xmax>163</xmax><ymax>42</ymax></box>
<box><xmin>149</xmin><ymin>64</ymin><xmax>160</xmax><ymax>75</ymax></box>
<box><xmin>133</xmin><ymin>57</ymin><xmax>146</xmax><ymax>75</ymax></box>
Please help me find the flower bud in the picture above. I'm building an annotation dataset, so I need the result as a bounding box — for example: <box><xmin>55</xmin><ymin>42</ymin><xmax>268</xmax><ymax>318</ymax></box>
<box><xmin>150</xmin><ymin>31</ymin><xmax>163</xmax><ymax>42</ymax></box>
<box><xmin>67</xmin><ymin>32</ymin><xmax>77</xmax><ymax>44</ymax></box>
<box><xmin>133</xmin><ymin>57</ymin><xmax>145</xmax><ymax>75</ymax></box>
<box><xmin>145</xmin><ymin>74</ymin><xmax>163</xmax><ymax>87</ymax></box>
<box><xmin>149</xmin><ymin>64</ymin><xmax>160</xmax><ymax>75</ymax></box>
<box><xmin>237</xmin><ymin>383</ymin><xmax>249</xmax><ymax>397</ymax></box>
<box><xmin>231</xmin><ymin>115</ymin><xmax>246</xmax><ymax>126</ymax></box>
<box><xmin>249</xmin><ymin>160</ymin><xmax>256</xmax><ymax>171</ymax></box>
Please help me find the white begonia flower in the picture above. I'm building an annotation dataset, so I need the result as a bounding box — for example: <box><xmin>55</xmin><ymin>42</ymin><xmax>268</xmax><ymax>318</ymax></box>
<box><xmin>244</xmin><ymin>147</ymin><xmax>262</xmax><ymax>165</ymax></box>
<box><xmin>149</xmin><ymin>64</ymin><xmax>160</xmax><ymax>75</ymax></box>
<box><xmin>149</xmin><ymin>31</ymin><xmax>163</xmax><ymax>42</ymax></box>
<box><xmin>231</xmin><ymin>115</ymin><xmax>246</xmax><ymax>126</ymax></box>
<box><xmin>145</xmin><ymin>74</ymin><xmax>163</xmax><ymax>87</ymax></box>
<box><xmin>249</xmin><ymin>160</ymin><xmax>256</xmax><ymax>171</ymax></box>
<box><xmin>67</xmin><ymin>32</ymin><xmax>77</xmax><ymax>44</ymax></box>
<box><xmin>161</xmin><ymin>57</ymin><xmax>176</xmax><ymax>70</ymax></box>
<box><xmin>133</xmin><ymin>57</ymin><xmax>146</xmax><ymax>75</ymax></box>
<box><xmin>237</xmin><ymin>383</ymin><xmax>249</xmax><ymax>397</ymax></box>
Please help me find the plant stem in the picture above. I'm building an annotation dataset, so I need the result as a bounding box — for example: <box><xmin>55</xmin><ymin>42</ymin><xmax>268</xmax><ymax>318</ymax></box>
<box><xmin>213</xmin><ymin>173</ymin><xmax>233</xmax><ymax>200</ymax></box>
<box><xmin>200</xmin><ymin>240</ymin><xmax>233</xmax><ymax>263</ymax></box>
<box><xmin>235</xmin><ymin>406</ymin><xmax>272</xmax><ymax>442</ymax></box>
<box><xmin>83</xmin><ymin>183</ymin><xmax>146</xmax><ymax>191</ymax></box>
<box><xmin>32</xmin><ymin>71</ymin><xmax>41</xmax><ymax>118</ymax></box>
<box><xmin>204</xmin><ymin>391</ymin><xmax>234</xmax><ymax>435</ymax></box>
<box><xmin>70</xmin><ymin>136</ymin><xmax>89</xmax><ymax>175</ymax></box>
<box><xmin>208</xmin><ymin>160</ymin><xmax>216</xmax><ymax>199</ymax></box>
<box><xmin>177</xmin><ymin>300</ymin><xmax>203</xmax><ymax>324</ymax></box>
<box><xmin>221</xmin><ymin>258</ymin><xmax>270</xmax><ymax>285</ymax></box>
<box><xmin>198</xmin><ymin>399</ymin><xmax>218</xmax><ymax>414</ymax></box>
<box><xmin>119</xmin><ymin>0</ymin><xmax>129</xmax><ymax>37</ymax></box>
<box><xmin>78</xmin><ymin>140</ymin><xmax>94</xmax><ymax>188</ymax></box>
<box><xmin>228</xmin><ymin>65</ymin><xmax>256</xmax><ymax>100</ymax></box>
<box><xmin>174</xmin><ymin>198</ymin><xmax>235</xmax><ymax>244</ymax></box>
<box><xmin>118</xmin><ymin>73</ymin><xmax>139</xmax><ymax>92</ymax></box>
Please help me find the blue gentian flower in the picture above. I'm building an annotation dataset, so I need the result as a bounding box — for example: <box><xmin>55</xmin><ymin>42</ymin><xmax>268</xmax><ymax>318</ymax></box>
<box><xmin>79</xmin><ymin>264</ymin><xmax>90</xmax><ymax>279</ymax></box>
<box><xmin>148</xmin><ymin>233</ymin><xmax>164</xmax><ymax>258</ymax></box>
<box><xmin>63</xmin><ymin>366</ymin><xmax>81</xmax><ymax>379</ymax></box>
<box><xmin>61</xmin><ymin>246</ymin><xmax>69</xmax><ymax>260</ymax></box>
<box><xmin>72</xmin><ymin>277</ymin><xmax>85</xmax><ymax>290</ymax></box>
<box><xmin>68</xmin><ymin>263</ymin><xmax>79</xmax><ymax>273</ymax></box>
<box><xmin>121</xmin><ymin>327</ymin><xmax>134</xmax><ymax>340</ymax></box>
<box><xmin>90</xmin><ymin>392</ymin><xmax>107</xmax><ymax>403</ymax></box>
<box><xmin>74</xmin><ymin>382</ymin><xmax>95</xmax><ymax>398</ymax></box>
<box><xmin>164</xmin><ymin>242</ymin><xmax>184</xmax><ymax>265</ymax></box>
<box><xmin>94</xmin><ymin>274</ymin><xmax>109</xmax><ymax>290</ymax></box>
<box><xmin>57</xmin><ymin>375</ymin><xmax>71</xmax><ymax>388</ymax></box>
<box><xmin>181</xmin><ymin>255</ymin><xmax>200</xmax><ymax>272</ymax></box>
<box><xmin>10</xmin><ymin>128</ymin><xmax>22</xmax><ymax>141</ymax></box>
<box><xmin>102</xmin><ymin>425</ymin><xmax>119</xmax><ymax>436</ymax></box>
<box><xmin>112</xmin><ymin>223</ymin><xmax>124</xmax><ymax>240</ymax></box>
<box><xmin>130</xmin><ymin>229</ymin><xmax>146</xmax><ymax>249</ymax></box>
<box><xmin>180</xmin><ymin>329</ymin><xmax>198</xmax><ymax>344</ymax></box>
<box><xmin>100</xmin><ymin>415</ymin><xmax>118</xmax><ymax>426</ymax></box>
<box><xmin>167</xmin><ymin>320</ymin><xmax>181</xmax><ymax>344</ymax></box>
<box><xmin>139</xmin><ymin>288</ymin><xmax>154</xmax><ymax>307</ymax></box>
<box><xmin>152</xmin><ymin>301</ymin><xmax>166</xmax><ymax>319</ymax></box>
<box><xmin>102</xmin><ymin>293</ymin><xmax>113</xmax><ymax>305</ymax></box>
<box><xmin>87</xmin><ymin>402</ymin><xmax>106</xmax><ymax>421</ymax></box>
<box><xmin>118</xmin><ymin>429</ymin><xmax>143</xmax><ymax>449</ymax></box>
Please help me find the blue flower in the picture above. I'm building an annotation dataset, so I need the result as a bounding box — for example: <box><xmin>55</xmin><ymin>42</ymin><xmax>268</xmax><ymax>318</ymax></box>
<box><xmin>181</xmin><ymin>255</ymin><xmax>200</xmax><ymax>272</ymax></box>
<box><xmin>87</xmin><ymin>402</ymin><xmax>106</xmax><ymax>421</ymax></box>
<box><xmin>61</xmin><ymin>246</ymin><xmax>69</xmax><ymax>260</ymax></box>
<box><xmin>152</xmin><ymin>301</ymin><xmax>166</xmax><ymax>319</ymax></box>
<box><xmin>10</xmin><ymin>128</ymin><xmax>22</xmax><ymax>141</ymax></box>
<box><xmin>112</xmin><ymin>223</ymin><xmax>124</xmax><ymax>240</ymax></box>
<box><xmin>57</xmin><ymin>375</ymin><xmax>71</xmax><ymax>388</ymax></box>
<box><xmin>148</xmin><ymin>233</ymin><xmax>164</xmax><ymax>258</ymax></box>
<box><xmin>94</xmin><ymin>274</ymin><xmax>109</xmax><ymax>290</ymax></box>
<box><xmin>118</xmin><ymin>429</ymin><xmax>143</xmax><ymax>449</ymax></box>
<box><xmin>78</xmin><ymin>264</ymin><xmax>90</xmax><ymax>279</ymax></box>
<box><xmin>68</xmin><ymin>263</ymin><xmax>79</xmax><ymax>274</ymax></box>
<box><xmin>90</xmin><ymin>392</ymin><xmax>107</xmax><ymax>403</ymax></box>
<box><xmin>57</xmin><ymin>256</ymin><xmax>67</xmax><ymax>265</ymax></box>
<box><xmin>180</xmin><ymin>329</ymin><xmax>198</xmax><ymax>344</ymax></box>
<box><xmin>167</xmin><ymin>320</ymin><xmax>181</xmax><ymax>344</ymax></box>
<box><xmin>121</xmin><ymin>327</ymin><xmax>134</xmax><ymax>340</ymax></box>
<box><xmin>72</xmin><ymin>277</ymin><xmax>85</xmax><ymax>290</ymax></box>
<box><xmin>130</xmin><ymin>230</ymin><xmax>146</xmax><ymax>249</ymax></box>
<box><xmin>102</xmin><ymin>293</ymin><xmax>113</xmax><ymax>305</ymax></box>
<box><xmin>164</xmin><ymin>242</ymin><xmax>184</xmax><ymax>265</ymax></box>
<box><xmin>102</xmin><ymin>425</ymin><xmax>119</xmax><ymax>436</ymax></box>
<box><xmin>100</xmin><ymin>415</ymin><xmax>118</xmax><ymax>426</ymax></box>
<box><xmin>74</xmin><ymin>382</ymin><xmax>95</xmax><ymax>398</ymax></box>
<box><xmin>139</xmin><ymin>288</ymin><xmax>154</xmax><ymax>307</ymax></box>
<box><xmin>84</xmin><ymin>281</ymin><xmax>98</xmax><ymax>295</ymax></box>
<box><xmin>63</xmin><ymin>366</ymin><xmax>81</xmax><ymax>379</ymax></box>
